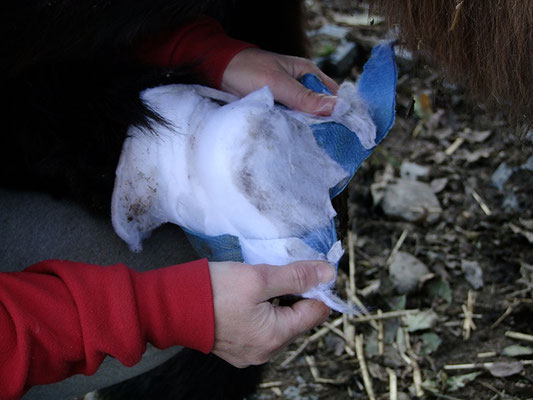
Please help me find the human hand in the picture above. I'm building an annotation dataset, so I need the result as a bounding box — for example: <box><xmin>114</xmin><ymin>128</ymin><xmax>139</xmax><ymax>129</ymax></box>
<box><xmin>221</xmin><ymin>47</ymin><xmax>339</xmax><ymax>116</ymax></box>
<box><xmin>208</xmin><ymin>260</ymin><xmax>335</xmax><ymax>367</ymax></box>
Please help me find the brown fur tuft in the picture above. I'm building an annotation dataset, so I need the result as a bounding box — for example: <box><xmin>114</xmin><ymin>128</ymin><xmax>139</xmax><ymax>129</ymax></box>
<box><xmin>373</xmin><ymin>0</ymin><xmax>533</xmax><ymax>127</ymax></box>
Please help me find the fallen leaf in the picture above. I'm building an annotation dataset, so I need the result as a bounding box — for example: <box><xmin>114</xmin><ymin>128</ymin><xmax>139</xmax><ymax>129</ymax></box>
<box><xmin>420</xmin><ymin>332</ymin><xmax>442</xmax><ymax>355</ymax></box>
<box><xmin>463</xmin><ymin>148</ymin><xmax>492</xmax><ymax>164</ymax></box>
<box><xmin>462</xmin><ymin>129</ymin><xmax>493</xmax><ymax>143</ymax></box>
<box><xmin>502</xmin><ymin>345</ymin><xmax>533</xmax><ymax>357</ymax></box>
<box><xmin>414</xmin><ymin>91</ymin><xmax>433</xmax><ymax>119</ymax></box>
<box><xmin>403</xmin><ymin>309</ymin><xmax>438</xmax><ymax>332</ymax></box>
<box><xmin>486</xmin><ymin>361</ymin><xmax>524</xmax><ymax>377</ymax></box>
<box><xmin>387</xmin><ymin>295</ymin><xmax>407</xmax><ymax>311</ymax></box>
<box><xmin>425</xmin><ymin>278</ymin><xmax>453</xmax><ymax>304</ymax></box>
<box><xmin>434</xmin><ymin>127</ymin><xmax>454</xmax><ymax>141</ymax></box>
<box><xmin>509</xmin><ymin>223</ymin><xmax>533</xmax><ymax>244</ymax></box>
<box><xmin>430</xmin><ymin>177</ymin><xmax>448</xmax><ymax>193</ymax></box>
<box><xmin>446</xmin><ymin>371</ymin><xmax>483</xmax><ymax>392</ymax></box>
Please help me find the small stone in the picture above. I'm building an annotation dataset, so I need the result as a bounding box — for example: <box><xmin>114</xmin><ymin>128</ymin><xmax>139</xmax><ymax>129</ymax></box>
<box><xmin>389</xmin><ymin>251</ymin><xmax>430</xmax><ymax>294</ymax></box>
<box><xmin>430</xmin><ymin>177</ymin><xmax>448</xmax><ymax>193</ymax></box>
<box><xmin>491</xmin><ymin>162</ymin><xmax>515</xmax><ymax>191</ymax></box>
<box><xmin>381</xmin><ymin>179</ymin><xmax>442</xmax><ymax>223</ymax></box>
<box><xmin>461</xmin><ymin>260</ymin><xmax>484</xmax><ymax>289</ymax></box>
<box><xmin>400</xmin><ymin>161</ymin><xmax>430</xmax><ymax>180</ymax></box>
<box><xmin>526</xmin><ymin>129</ymin><xmax>533</xmax><ymax>144</ymax></box>
<box><xmin>522</xmin><ymin>155</ymin><xmax>533</xmax><ymax>172</ymax></box>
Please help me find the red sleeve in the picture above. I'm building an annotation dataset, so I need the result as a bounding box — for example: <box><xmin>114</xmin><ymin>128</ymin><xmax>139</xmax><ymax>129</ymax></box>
<box><xmin>0</xmin><ymin>259</ymin><xmax>214</xmax><ymax>400</ymax></box>
<box><xmin>138</xmin><ymin>16</ymin><xmax>257</xmax><ymax>89</ymax></box>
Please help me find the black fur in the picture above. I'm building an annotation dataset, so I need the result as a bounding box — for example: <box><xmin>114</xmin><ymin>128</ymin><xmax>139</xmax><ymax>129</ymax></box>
<box><xmin>98</xmin><ymin>349</ymin><xmax>264</xmax><ymax>400</ymax></box>
<box><xmin>0</xmin><ymin>0</ymin><xmax>308</xmax><ymax>213</ymax></box>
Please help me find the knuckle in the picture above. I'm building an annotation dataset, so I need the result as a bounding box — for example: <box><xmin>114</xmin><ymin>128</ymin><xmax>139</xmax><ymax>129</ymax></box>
<box><xmin>261</xmin><ymin>69</ymin><xmax>282</xmax><ymax>87</ymax></box>
<box><xmin>296</xmin><ymin>88</ymin><xmax>316</xmax><ymax>107</ymax></box>
<box><xmin>247</xmin><ymin>268</ymin><xmax>269</xmax><ymax>293</ymax></box>
<box><xmin>296</xmin><ymin>57</ymin><xmax>320</xmax><ymax>73</ymax></box>
<box><xmin>290</xmin><ymin>264</ymin><xmax>314</xmax><ymax>293</ymax></box>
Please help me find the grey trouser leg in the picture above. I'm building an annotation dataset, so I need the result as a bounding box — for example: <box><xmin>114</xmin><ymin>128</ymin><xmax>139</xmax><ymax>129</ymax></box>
<box><xmin>0</xmin><ymin>188</ymin><xmax>199</xmax><ymax>399</ymax></box>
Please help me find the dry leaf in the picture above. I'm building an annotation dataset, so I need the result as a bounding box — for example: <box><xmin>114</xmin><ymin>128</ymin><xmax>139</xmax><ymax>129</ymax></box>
<box><xmin>486</xmin><ymin>361</ymin><xmax>524</xmax><ymax>377</ymax></box>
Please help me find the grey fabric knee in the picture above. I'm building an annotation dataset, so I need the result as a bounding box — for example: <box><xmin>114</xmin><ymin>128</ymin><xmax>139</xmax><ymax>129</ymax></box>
<box><xmin>0</xmin><ymin>188</ymin><xmax>198</xmax><ymax>399</ymax></box>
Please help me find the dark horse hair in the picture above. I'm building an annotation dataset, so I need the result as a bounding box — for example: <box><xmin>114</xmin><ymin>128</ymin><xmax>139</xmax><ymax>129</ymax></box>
<box><xmin>373</xmin><ymin>0</ymin><xmax>533</xmax><ymax>128</ymax></box>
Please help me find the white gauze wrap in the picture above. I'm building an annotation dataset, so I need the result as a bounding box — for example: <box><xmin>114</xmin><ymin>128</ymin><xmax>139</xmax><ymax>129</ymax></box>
<box><xmin>112</xmin><ymin>83</ymin><xmax>375</xmax><ymax>313</ymax></box>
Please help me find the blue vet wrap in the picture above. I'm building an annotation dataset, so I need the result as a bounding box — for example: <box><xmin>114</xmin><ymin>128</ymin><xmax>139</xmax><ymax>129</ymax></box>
<box><xmin>184</xmin><ymin>42</ymin><xmax>398</xmax><ymax>264</ymax></box>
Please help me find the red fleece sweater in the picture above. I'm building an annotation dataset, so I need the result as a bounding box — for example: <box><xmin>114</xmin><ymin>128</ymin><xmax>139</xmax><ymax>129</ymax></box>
<box><xmin>0</xmin><ymin>17</ymin><xmax>254</xmax><ymax>400</ymax></box>
<box><xmin>0</xmin><ymin>260</ymin><xmax>213</xmax><ymax>399</ymax></box>
<box><xmin>138</xmin><ymin>16</ymin><xmax>257</xmax><ymax>88</ymax></box>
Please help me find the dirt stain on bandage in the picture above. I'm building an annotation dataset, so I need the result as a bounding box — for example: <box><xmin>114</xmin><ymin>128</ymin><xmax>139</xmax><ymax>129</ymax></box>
<box><xmin>232</xmin><ymin>110</ymin><xmax>348</xmax><ymax>237</ymax></box>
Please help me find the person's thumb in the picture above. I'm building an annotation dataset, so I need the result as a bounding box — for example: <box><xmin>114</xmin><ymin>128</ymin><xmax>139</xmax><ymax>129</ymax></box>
<box><xmin>272</xmin><ymin>298</ymin><xmax>330</xmax><ymax>344</ymax></box>
<box><xmin>258</xmin><ymin>261</ymin><xmax>336</xmax><ymax>301</ymax></box>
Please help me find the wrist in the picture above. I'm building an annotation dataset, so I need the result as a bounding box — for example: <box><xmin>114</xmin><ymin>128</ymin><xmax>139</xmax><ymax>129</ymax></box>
<box><xmin>133</xmin><ymin>259</ymin><xmax>215</xmax><ymax>353</ymax></box>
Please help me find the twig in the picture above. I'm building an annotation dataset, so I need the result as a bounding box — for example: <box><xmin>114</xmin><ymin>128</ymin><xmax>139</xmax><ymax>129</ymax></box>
<box><xmin>346</xmin><ymin>291</ymin><xmax>379</xmax><ymax>330</ymax></box>
<box><xmin>471</xmin><ymin>190</ymin><xmax>492</xmax><ymax>216</ymax></box>
<box><xmin>378</xmin><ymin>309</ymin><xmax>384</xmax><ymax>356</ymax></box>
<box><xmin>445</xmin><ymin>137</ymin><xmax>465</xmax><ymax>155</ymax></box>
<box><xmin>259</xmin><ymin>381</ymin><xmax>283</xmax><ymax>389</ymax></box>
<box><xmin>355</xmin><ymin>334</ymin><xmax>376</xmax><ymax>400</ymax></box>
<box><xmin>305</xmin><ymin>355</ymin><xmax>320</xmax><ymax>381</ymax></box>
<box><xmin>505</xmin><ymin>330</ymin><xmax>533</xmax><ymax>343</ymax></box>
<box><xmin>478</xmin><ymin>381</ymin><xmax>506</xmax><ymax>397</ymax></box>
<box><xmin>385</xmin><ymin>229</ymin><xmax>408</xmax><ymax>266</ymax></box>
<box><xmin>461</xmin><ymin>290</ymin><xmax>477</xmax><ymax>340</ymax></box>
<box><xmin>444</xmin><ymin>360</ymin><xmax>533</xmax><ymax>370</ymax></box>
<box><xmin>348</xmin><ymin>230</ymin><xmax>356</xmax><ymax>297</ymax></box>
<box><xmin>477</xmin><ymin>351</ymin><xmax>497</xmax><ymax>358</ymax></box>
<box><xmin>343</xmin><ymin>313</ymin><xmax>355</xmax><ymax>355</ymax></box>
<box><xmin>359</xmin><ymin>280</ymin><xmax>381</xmax><ymax>297</ymax></box>
<box><xmin>506</xmin><ymin>285</ymin><xmax>533</xmax><ymax>299</ymax></box>
<box><xmin>344</xmin><ymin>345</ymin><xmax>355</xmax><ymax>357</ymax></box>
<box><xmin>305</xmin><ymin>354</ymin><xmax>349</xmax><ymax>385</ymax></box>
<box><xmin>324</xmin><ymin>320</ymin><xmax>355</xmax><ymax>351</ymax></box>
<box><xmin>410</xmin><ymin>355</ymin><xmax>424</xmax><ymax>398</ymax></box>
<box><xmin>280</xmin><ymin>317</ymin><xmax>343</xmax><ymax>367</ymax></box>
<box><xmin>422</xmin><ymin>387</ymin><xmax>466</xmax><ymax>400</ymax></box>
<box><xmin>395</xmin><ymin>327</ymin><xmax>412</xmax><ymax>365</ymax></box>
<box><xmin>403</xmin><ymin>329</ymin><xmax>424</xmax><ymax>398</ymax></box>
<box><xmin>386</xmin><ymin>368</ymin><xmax>397</xmax><ymax>400</ymax></box>
<box><xmin>490</xmin><ymin>299</ymin><xmax>518</xmax><ymax>329</ymax></box>
<box><xmin>352</xmin><ymin>309</ymin><xmax>419</xmax><ymax>323</ymax></box>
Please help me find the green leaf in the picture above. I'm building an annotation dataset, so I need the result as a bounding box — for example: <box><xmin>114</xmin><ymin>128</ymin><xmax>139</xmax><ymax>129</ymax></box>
<box><xmin>420</xmin><ymin>332</ymin><xmax>442</xmax><ymax>355</ymax></box>
<box><xmin>446</xmin><ymin>371</ymin><xmax>482</xmax><ymax>392</ymax></box>
<box><xmin>502</xmin><ymin>344</ymin><xmax>533</xmax><ymax>357</ymax></box>
<box><xmin>426</xmin><ymin>278</ymin><xmax>453</xmax><ymax>304</ymax></box>
<box><xmin>387</xmin><ymin>295</ymin><xmax>407</xmax><ymax>311</ymax></box>
<box><xmin>403</xmin><ymin>309</ymin><xmax>438</xmax><ymax>332</ymax></box>
<box><xmin>317</xmin><ymin>44</ymin><xmax>336</xmax><ymax>57</ymax></box>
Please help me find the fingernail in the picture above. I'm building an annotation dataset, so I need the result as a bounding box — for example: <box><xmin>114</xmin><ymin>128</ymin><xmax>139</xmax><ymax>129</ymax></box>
<box><xmin>313</xmin><ymin>95</ymin><xmax>337</xmax><ymax>116</ymax></box>
<box><xmin>318</xmin><ymin>263</ymin><xmax>337</xmax><ymax>284</ymax></box>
